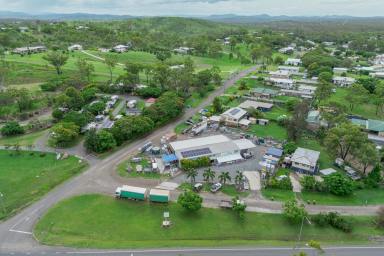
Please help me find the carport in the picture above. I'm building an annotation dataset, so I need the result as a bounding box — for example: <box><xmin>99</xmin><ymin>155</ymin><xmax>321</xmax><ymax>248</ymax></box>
<box><xmin>216</xmin><ymin>153</ymin><xmax>243</xmax><ymax>165</ymax></box>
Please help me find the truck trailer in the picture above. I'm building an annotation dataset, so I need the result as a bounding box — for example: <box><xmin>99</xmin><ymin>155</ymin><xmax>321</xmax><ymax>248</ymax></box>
<box><xmin>115</xmin><ymin>185</ymin><xmax>147</xmax><ymax>200</ymax></box>
<box><xmin>149</xmin><ymin>189</ymin><xmax>170</xmax><ymax>203</ymax></box>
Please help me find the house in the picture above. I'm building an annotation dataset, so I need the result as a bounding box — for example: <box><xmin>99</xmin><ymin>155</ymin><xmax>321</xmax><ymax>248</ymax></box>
<box><xmin>113</xmin><ymin>44</ymin><xmax>130</xmax><ymax>53</ymax></box>
<box><xmin>238</xmin><ymin>100</ymin><xmax>273</xmax><ymax>112</ymax></box>
<box><xmin>279</xmin><ymin>47</ymin><xmax>294</xmax><ymax>54</ymax></box>
<box><xmin>220</xmin><ymin>107</ymin><xmax>247</xmax><ymax>127</ymax></box>
<box><xmin>251</xmin><ymin>88</ymin><xmax>278</xmax><ymax>99</ymax></box>
<box><xmin>298</xmin><ymin>85</ymin><xmax>317</xmax><ymax>95</ymax></box>
<box><xmin>370</xmin><ymin>72</ymin><xmax>384</xmax><ymax>79</ymax></box>
<box><xmin>278</xmin><ymin>66</ymin><xmax>300</xmax><ymax>75</ymax></box>
<box><xmin>68</xmin><ymin>44</ymin><xmax>83</xmax><ymax>51</ymax></box>
<box><xmin>263</xmin><ymin>147</ymin><xmax>283</xmax><ymax>165</ymax></box>
<box><xmin>306</xmin><ymin>110</ymin><xmax>328</xmax><ymax>130</ymax></box>
<box><xmin>373</xmin><ymin>54</ymin><xmax>384</xmax><ymax>65</ymax></box>
<box><xmin>280</xmin><ymin>89</ymin><xmax>313</xmax><ymax>99</ymax></box>
<box><xmin>168</xmin><ymin>134</ymin><xmax>256</xmax><ymax>165</ymax></box>
<box><xmin>323</xmin><ymin>41</ymin><xmax>334</xmax><ymax>47</ymax></box>
<box><xmin>284</xmin><ymin>58</ymin><xmax>302</xmax><ymax>66</ymax></box>
<box><xmin>18</xmin><ymin>26</ymin><xmax>28</xmax><ymax>33</ymax></box>
<box><xmin>350</xmin><ymin>118</ymin><xmax>384</xmax><ymax>137</ymax></box>
<box><xmin>291</xmin><ymin>147</ymin><xmax>320</xmax><ymax>174</ymax></box>
<box><xmin>333</xmin><ymin>67</ymin><xmax>348</xmax><ymax>75</ymax></box>
<box><xmin>269</xmin><ymin>70</ymin><xmax>290</xmax><ymax>79</ymax></box>
<box><xmin>173</xmin><ymin>47</ymin><xmax>194</xmax><ymax>55</ymax></box>
<box><xmin>332</xmin><ymin>76</ymin><xmax>356</xmax><ymax>87</ymax></box>
<box><xmin>12</xmin><ymin>46</ymin><xmax>46</xmax><ymax>55</ymax></box>
<box><xmin>267</xmin><ymin>78</ymin><xmax>294</xmax><ymax>89</ymax></box>
<box><xmin>145</xmin><ymin>98</ymin><xmax>157</xmax><ymax>107</ymax></box>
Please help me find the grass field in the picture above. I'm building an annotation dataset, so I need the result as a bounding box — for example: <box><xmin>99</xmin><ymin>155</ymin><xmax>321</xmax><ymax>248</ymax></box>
<box><xmin>250</xmin><ymin>122</ymin><xmax>287</xmax><ymax>141</ymax></box>
<box><xmin>0</xmin><ymin>130</ymin><xmax>48</xmax><ymax>146</ymax></box>
<box><xmin>117</xmin><ymin>157</ymin><xmax>164</xmax><ymax>179</ymax></box>
<box><xmin>323</xmin><ymin>88</ymin><xmax>384</xmax><ymax>120</ymax></box>
<box><xmin>0</xmin><ymin>150</ymin><xmax>87</xmax><ymax>220</ymax></box>
<box><xmin>34</xmin><ymin>194</ymin><xmax>383</xmax><ymax>248</ymax></box>
<box><xmin>301</xmin><ymin>188</ymin><xmax>384</xmax><ymax>206</ymax></box>
<box><xmin>261</xmin><ymin>188</ymin><xmax>295</xmax><ymax>202</ymax></box>
<box><xmin>221</xmin><ymin>185</ymin><xmax>250</xmax><ymax>197</ymax></box>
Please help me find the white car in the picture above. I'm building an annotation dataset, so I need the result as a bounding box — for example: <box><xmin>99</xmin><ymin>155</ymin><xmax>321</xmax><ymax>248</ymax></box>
<box><xmin>210</xmin><ymin>183</ymin><xmax>222</xmax><ymax>193</ymax></box>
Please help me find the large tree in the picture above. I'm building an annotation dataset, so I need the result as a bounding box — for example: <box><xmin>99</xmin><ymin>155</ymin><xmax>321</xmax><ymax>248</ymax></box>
<box><xmin>104</xmin><ymin>54</ymin><xmax>118</xmax><ymax>82</ymax></box>
<box><xmin>324</xmin><ymin>122</ymin><xmax>367</xmax><ymax>160</ymax></box>
<box><xmin>43</xmin><ymin>51</ymin><xmax>69</xmax><ymax>75</ymax></box>
<box><xmin>345</xmin><ymin>84</ymin><xmax>368</xmax><ymax>111</ymax></box>
<box><xmin>177</xmin><ymin>191</ymin><xmax>203</xmax><ymax>212</ymax></box>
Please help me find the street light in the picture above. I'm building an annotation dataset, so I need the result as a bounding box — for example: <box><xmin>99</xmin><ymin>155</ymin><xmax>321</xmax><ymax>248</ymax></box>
<box><xmin>295</xmin><ymin>215</ymin><xmax>312</xmax><ymax>250</ymax></box>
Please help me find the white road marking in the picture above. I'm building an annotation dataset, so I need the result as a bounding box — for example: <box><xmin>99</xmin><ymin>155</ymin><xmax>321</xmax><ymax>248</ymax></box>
<box><xmin>8</xmin><ymin>229</ymin><xmax>33</xmax><ymax>235</ymax></box>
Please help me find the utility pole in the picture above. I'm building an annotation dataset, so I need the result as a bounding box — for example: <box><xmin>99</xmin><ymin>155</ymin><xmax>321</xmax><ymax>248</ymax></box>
<box><xmin>295</xmin><ymin>215</ymin><xmax>312</xmax><ymax>250</ymax></box>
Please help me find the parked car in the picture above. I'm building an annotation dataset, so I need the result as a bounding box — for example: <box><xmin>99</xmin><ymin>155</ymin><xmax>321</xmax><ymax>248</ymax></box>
<box><xmin>193</xmin><ymin>183</ymin><xmax>203</xmax><ymax>192</ymax></box>
<box><xmin>345</xmin><ymin>166</ymin><xmax>361</xmax><ymax>180</ymax></box>
<box><xmin>242</xmin><ymin>152</ymin><xmax>253</xmax><ymax>159</ymax></box>
<box><xmin>210</xmin><ymin>183</ymin><xmax>222</xmax><ymax>193</ymax></box>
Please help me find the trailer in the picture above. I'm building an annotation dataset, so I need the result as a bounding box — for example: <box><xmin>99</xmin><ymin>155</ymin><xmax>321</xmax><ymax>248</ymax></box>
<box><xmin>115</xmin><ymin>185</ymin><xmax>147</xmax><ymax>200</ymax></box>
<box><xmin>149</xmin><ymin>189</ymin><xmax>170</xmax><ymax>203</ymax></box>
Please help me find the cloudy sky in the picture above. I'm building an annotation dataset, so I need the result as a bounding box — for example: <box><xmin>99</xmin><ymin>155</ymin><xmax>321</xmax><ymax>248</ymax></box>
<box><xmin>1</xmin><ymin>0</ymin><xmax>383</xmax><ymax>17</ymax></box>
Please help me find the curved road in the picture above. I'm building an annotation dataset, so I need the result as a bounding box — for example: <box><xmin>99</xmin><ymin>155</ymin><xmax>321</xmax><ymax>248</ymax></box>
<box><xmin>0</xmin><ymin>65</ymin><xmax>382</xmax><ymax>255</ymax></box>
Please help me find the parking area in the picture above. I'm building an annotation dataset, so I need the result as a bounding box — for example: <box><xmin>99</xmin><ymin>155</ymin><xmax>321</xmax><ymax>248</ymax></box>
<box><xmin>171</xmin><ymin>145</ymin><xmax>267</xmax><ymax>185</ymax></box>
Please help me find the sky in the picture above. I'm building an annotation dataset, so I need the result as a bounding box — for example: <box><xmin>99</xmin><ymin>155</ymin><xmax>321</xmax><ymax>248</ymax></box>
<box><xmin>0</xmin><ymin>0</ymin><xmax>383</xmax><ymax>17</ymax></box>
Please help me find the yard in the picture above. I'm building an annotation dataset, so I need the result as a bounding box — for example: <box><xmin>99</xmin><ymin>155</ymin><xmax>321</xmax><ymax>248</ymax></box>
<box><xmin>0</xmin><ymin>129</ymin><xmax>48</xmax><ymax>146</ymax></box>
<box><xmin>261</xmin><ymin>188</ymin><xmax>295</xmax><ymax>202</ymax></box>
<box><xmin>301</xmin><ymin>188</ymin><xmax>384</xmax><ymax>206</ymax></box>
<box><xmin>34</xmin><ymin>194</ymin><xmax>383</xmax><ymax>248</ymax></box>
<box><xmin>250</xmin><ymin>122</ymin><xmax>287</xmax><ymax>141</ymax></box>
<box><xmin>297</xmin><ymin>137</ymin><xmax>334</xmax><ymax>169</ymax></box>
<box><xmin>0</xmin><ymin>150</ymin><xmax>87</xmax><ymax>220</ymax></box>
<box><xmin>117</xmin><ymin>157</ymin><xmax>163</xmax><ymax>179</ymax></box>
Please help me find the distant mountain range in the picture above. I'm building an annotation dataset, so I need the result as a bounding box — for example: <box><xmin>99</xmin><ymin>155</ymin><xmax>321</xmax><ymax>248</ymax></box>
<box><xmin>0</xmin><ymin>11</ymin><xmax>383</xmax><ymax>23</ymax></box>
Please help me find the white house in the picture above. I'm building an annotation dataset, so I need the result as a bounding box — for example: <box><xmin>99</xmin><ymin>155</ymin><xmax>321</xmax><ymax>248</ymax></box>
<box><xmin>238</xmin><ymin>100</ymin><xmax>274</xmax><ymax>112</ymax></box>
<box><xmin>291</xmin><ymin>147</ymin><xmax>320</xmax><ymax>174</ymax></box>
<box><xmin>68</xmin><ymin>44</ymin><xmax>83</xmax><ymax>51</ymax></box>
<box><xmin>113</xmin><ymin>44</ymin><xmax>130</xmax><ymax>53</ymax></box>
<box><xmin>333</xmin><ymin>67</ymin><xmax>348</xmax><ymax>75</ymax></box>
<box><xmin>285</xmin><ymin>58</ymin><xmax>302</xmax><ymax>66</ymax></box>
<box><xmin>269</xmin><ymin>70</ymin><xmax>290</xmax><ymax>79</ymax></box>
<box><xmin>12</xmin><ymin>46</ymin><xmax>46</xmax><ymax>55</ymax></box>
<box><xmin>370</xmin><ymin>72</ymin><xmax>384</xmax><ymax>79</ymax></box>
<box><xmin>267</xmin><ymin>78</ymin><xmax>295</xmax><ymax>89</ymax></box>
<box><xmin>373</xmin><ymin>54</ymin><xmax>384</xmax><ymax>65</ymax></box>
<box><xmin>278</xmin><ymin>65</ymin><xmax>300</xmax><ymax>75</ymax></box>
<box><xmin>279</xmin><ymin>46</ymin><xmax>294</xmax><ymax>54</ymax></box>
<box><xmin>173</xmin><ymin>47</ymin><xmax>194</xmax><ymax>54</ymax></box>
<box><xmin>298</xmin><ymin>85</ymin><xmax>317</xmax><ymax>95</ymax></box>
<box><xmin>332</xmin><ymin>76</ymin><xmax>356</xmax><ymax>87</ymax></box>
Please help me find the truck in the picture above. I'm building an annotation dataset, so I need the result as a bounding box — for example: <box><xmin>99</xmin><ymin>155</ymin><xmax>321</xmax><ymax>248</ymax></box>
<box><xmin>149</xmin><ymin>189</ymin><xmax>170</xmax><ymax>203</ymax></box>
<box><xmin>115</xmin><ymin>185</ymin><xmax>147</xmax><ymax>200</ymax></box>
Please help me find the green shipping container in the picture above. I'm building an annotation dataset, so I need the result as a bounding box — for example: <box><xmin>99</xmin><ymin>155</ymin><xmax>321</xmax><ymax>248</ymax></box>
<box><xmin>120</xmin><ymin>186</ymin><xmax>147</xmax><ymax>200</ymax></box>
<box><xmin>149</xmin><ymin>189</ymin><xmax>169</xmax><ymax>203</ymax></box>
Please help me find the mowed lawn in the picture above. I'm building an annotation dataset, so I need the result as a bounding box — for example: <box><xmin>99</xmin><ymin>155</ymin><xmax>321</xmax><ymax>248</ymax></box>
<box><xmin>250</xmin><ymin>122</ymin><xmax>287</xmax><ymax>141</ymax></box>
<box><xmin>301</xmin><ymin>188</ymin><xmax>384</xmax><ymax>206</ymax></box>
<box><xmin>0</xmin><ymin>130</ymin><xmax>48</xmax><ymax>146</ymax></box>
<box><xmin>0</xmin><ymin>150</ymin><xmax>87</xmax><ymax>220</ymax></box>
<box><xmin>35</xmin><ymin>194</ymin><xmax>383</xmax><ymax>249</ymax></box>
<box><xmin>261</xmin><ymin>188</ymin><xmax>295</xmax><ymax>202</ymax></box>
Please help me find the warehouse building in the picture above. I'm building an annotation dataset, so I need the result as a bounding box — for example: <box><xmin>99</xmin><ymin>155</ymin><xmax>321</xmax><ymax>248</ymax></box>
<box><xmin>169</xmin><ymin>135</ymin><xmax>256</xmax><ymax>165</ymax></box>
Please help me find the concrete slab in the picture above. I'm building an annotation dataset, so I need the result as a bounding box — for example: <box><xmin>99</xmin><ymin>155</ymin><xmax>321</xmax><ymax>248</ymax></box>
<box><xmin>290</xmin><ymin>173</ymin><xmax>302</xmax><ymax>193</ymax></box>
<box><xmin>156</xmin><ymin>181</ymin><xmax>179</xmax><ymax>191</ymax></box>
<box><xmin>243</xmin><ymin>171</ymin><xmax>261</xmax><ymax>191</ymax></box>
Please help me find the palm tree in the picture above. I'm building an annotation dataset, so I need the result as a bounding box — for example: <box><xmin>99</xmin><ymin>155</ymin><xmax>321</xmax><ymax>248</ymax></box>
<box><xmin>186</xmin><ymin>168</ymin><xmax>198</xmax><ymax>184</ymax></box>
<box><xmin>203</xmin><ymin>168</ymin><xmax>216</xmax><ymax>184</ymax></box>
<box><xmin>235</xmin><ymin>171</ymin><xmax>244</xmax><ymax>191</ymax></box>
<box><xmin>219</xmin><ymin>172</ymin><xmax>231</xmax><ymax>185</ymax></box>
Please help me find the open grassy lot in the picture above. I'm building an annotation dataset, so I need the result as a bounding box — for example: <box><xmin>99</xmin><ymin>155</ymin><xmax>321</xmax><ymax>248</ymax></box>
<box><xmin>0</xmin><ymin>130</ymin><xmax>48</xmax><ymax>146</ymax></box>
<box><xmin>262</xmin><ymin>188</ymin><xmax>295</xmax><ymax>202</ymax></box>
<box><xmin>117</xmin><ymin>157</ymin><xmax>164</xmax><ymax>179</ymax></box>
<box><xmin>301</xmin><ymin>188</ymin><xmax>384</xmax><ymax>206</ymax></box>
<box><xmin>323</xmin><ymin>88</ymin><xmax>384</xmax><ymax>120</ymax></box>
<box><xmin>35</xmin><ymin>194</ymin><xmax>383</xmax><ymax>248</ymax></box>
<box><xmin>250</xmin><ymin>122</ymin><xmax>287</xmax><ymax>141</ymax></box>
<box><xmin>0</xmin><ymin>150</ymin><xmax>87</xmax><ymax>220</ymax></box>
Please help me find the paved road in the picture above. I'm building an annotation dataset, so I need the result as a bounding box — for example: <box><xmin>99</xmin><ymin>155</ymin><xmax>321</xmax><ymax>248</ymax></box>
<box><xmin>2</xmin><ymin>246</ymin><xmax>384</xmax><ymax>256</ymax></box>
<box><xmin>0</xmin><ymin>66</ymin><xmax>259</xmax><ymax>253</ymax></box>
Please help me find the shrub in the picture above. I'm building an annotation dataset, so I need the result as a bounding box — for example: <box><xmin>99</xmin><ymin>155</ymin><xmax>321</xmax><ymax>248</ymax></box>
<box><xmin>1</xmin><ymin>121</ymin><xmax>25</xmax><ymax>136</ymax></box>
<box><xmin>181</xmin><ymin>157</ymin><xmax>211</xmax><ymax>170</ymax></box>
<box><xmin>283</xmin><ymin>200</ymin><xmax>307</xmax><ymax>224</ymax></box>
<box><xmin>312</xmin><ymin>212</ymin><xmax>329</xmax><ymax>227</ymax></box>
<box><xmin>313</xmin><ymin>212</ymin><xmax>353</xmax><ymax>233</ymax></box>
<box><xmin>324</xmin><ymin>173</ymin><xmax>354</xmax><ymax>196</ymax></box>
<box><xmin>283</xmin><ymin>142</ymin><xmax>297</xmax><ymax>155</ymax></box>
<box><xmin>177</xmin><ymin>191</ymin><xmax>203</xmax><ymax>212</ymax></box>
<box><xmin>268</xmin><ymin>177</ymin><xmax>293</xmax><ymax>190</ymax></box>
